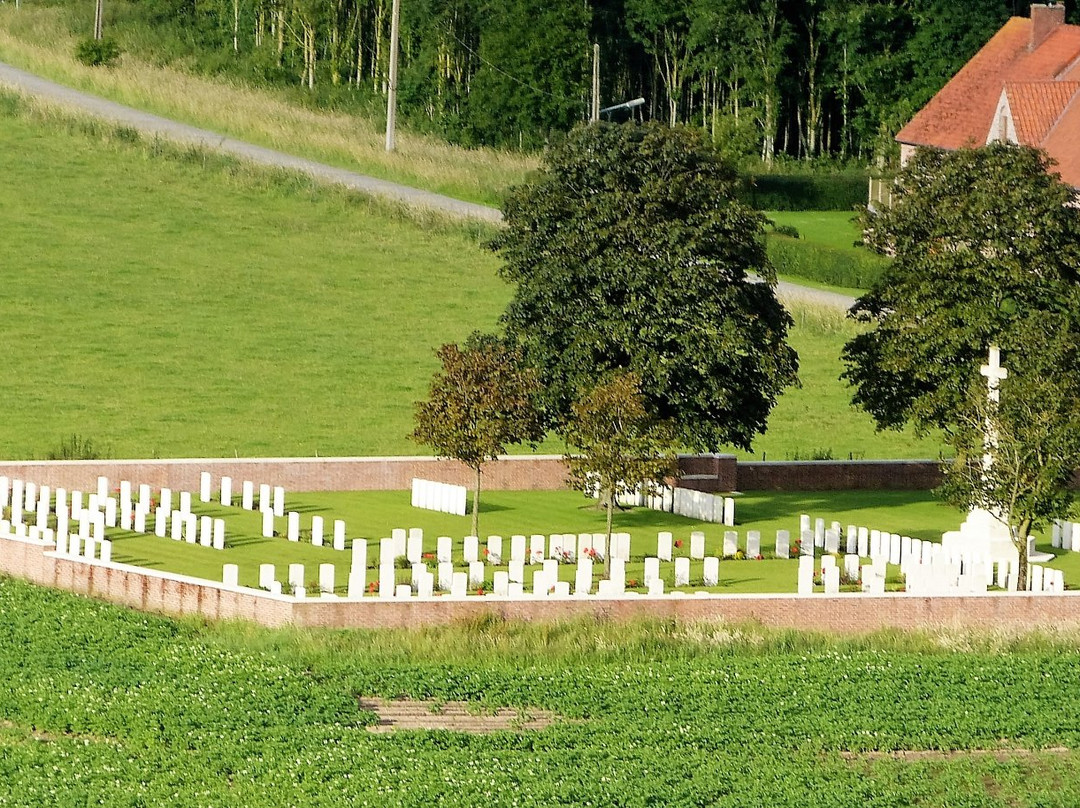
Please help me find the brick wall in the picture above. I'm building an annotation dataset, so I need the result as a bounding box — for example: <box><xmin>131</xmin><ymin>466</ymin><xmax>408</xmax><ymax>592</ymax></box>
<box><xmin>4</xmin><ymin>536</ymin><xmax>1079</xmax><ymax>634</ymax></box>
<box><xmin>0</xmin><ymin>456</ymin><xmax>571</xmax><ymax>493</ymax></box>
<box><xmin>0</xmin><ymin>455</ymin><xmax>948</xmax><ymax>493</ymax></box>
<box><xmin>736</xmin><ymin>460</ymin><xmax>945</xmax><ymax>491</ymax></box>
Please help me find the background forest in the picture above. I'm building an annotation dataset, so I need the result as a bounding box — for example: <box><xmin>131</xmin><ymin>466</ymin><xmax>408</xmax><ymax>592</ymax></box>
<box><xmin>74</xmin><ymin>0</ymin><xmax>1078</xmax><ymax>163</ymax></box>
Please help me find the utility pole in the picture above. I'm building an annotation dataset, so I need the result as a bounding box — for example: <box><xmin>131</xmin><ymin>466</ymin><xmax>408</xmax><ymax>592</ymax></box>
<box><xmin>591</xmin><ymin>43</ymin><xmax>600</xmax><ymax>123</ymax></box>
<box><xmin>93</xmin><ymin>0</ymin><xmax>104</xmax><ymax>40</ymax></box>
<box><xmin>384</xmin><ymin>0</ymin><xmax>401</xmax><ymax>151</ymax></box>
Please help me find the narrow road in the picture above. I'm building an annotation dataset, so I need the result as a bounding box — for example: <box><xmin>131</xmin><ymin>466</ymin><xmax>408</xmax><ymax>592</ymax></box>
<box><xmin>0</xmin><ymin>60</ymin><xmax>856</xmax><ymax>310</ymax></box>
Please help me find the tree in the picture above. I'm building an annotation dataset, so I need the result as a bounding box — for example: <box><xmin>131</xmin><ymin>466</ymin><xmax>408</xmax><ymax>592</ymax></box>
<box><xmin>937</xmin><ymin>325</ymin><xmax>1080</xmax><ymax>591</ymax></box>
<box><xmin>844</xmin><ymin>143</ymin><xmax>1080</xmax><ymax>584</ymax></box>
<box><xmin>411</xmin><ymin>332</ymin><xmax>545</xmax><ymax>537</ymax></box>
<box><xmin>495</xmin><ymin>122</ymin><xmax>799</xmax><ymax>453</ymax></box>
<box><xmin>563</xmin><ymin>372</ymin><xmax>678</xmax><ymax>570</ymax></box>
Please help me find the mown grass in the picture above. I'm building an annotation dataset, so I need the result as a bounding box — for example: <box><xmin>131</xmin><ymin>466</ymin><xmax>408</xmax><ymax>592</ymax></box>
<box><xmin>0</xmin><ymin>96</ymin><xmax>942</xmax><ymax>461</ymax></box>
<box><xmin>100</xmin><ymin>487</ymin><xmax>1078</xmax><ymax>594</ymax></box>
<box><xmin>766</xmin><ymin>210</ymin><xmax>864</xmax><ymax>251</ymax></box>
<box><xmin>0</xmin><ymin>4</ymin><xmax>536</xmax><ymax>206</ymax></box>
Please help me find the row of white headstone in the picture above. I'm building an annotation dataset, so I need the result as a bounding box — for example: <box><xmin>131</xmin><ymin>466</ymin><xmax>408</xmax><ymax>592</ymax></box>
<box><xmin>1051</xmin><ymin>520</ymin><xmax>1080</xmax><ymax>553</ymax></box>
<box><xmin>0</xmin><ymin>475</ymin><xmax>238</xmax><ymax>558</ymax></box>
<box><xmin>798</xmin><ymin>554</ymin><xmax>888</xmax><ymax>595</ymax></box>
<box><xmin>410</xmin><ymin>478</ymin><xmax>467</xmax><ymax>516</ymax></box>
<box><xmin>633</xmin><ymin>486</ymin><xmax>736</xmax><ymax>526</ymax></box>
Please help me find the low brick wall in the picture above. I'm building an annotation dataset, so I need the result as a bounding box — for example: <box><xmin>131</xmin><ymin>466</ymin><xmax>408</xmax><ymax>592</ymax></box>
<box><xmin>736</xmin><ymin>460</ymin><xmax>945</xmax><ymax>491</ymax></box>
<box><xmin>0</xmin><ymin>456</ymin><xmax>570</xmax><ymax>494</ymax></box>
<box><xmin>0</xmin><ymin>455</ymin><xmax>950</xmax><ymax>494</ymax></box>
<box><xmin>4</xmin><ymin>537</ymin><xmax>1078</xmax><ymax>634</ymax></box>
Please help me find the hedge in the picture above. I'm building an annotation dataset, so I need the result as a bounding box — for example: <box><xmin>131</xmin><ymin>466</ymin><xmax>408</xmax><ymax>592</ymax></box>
<box><xmin>766</xmin><ymin>235</ymin><xmax>888</xmax><ymax>290</ymax></box>
<box><xmin>738</xmin><ymin>172</ymin><xmax>867</xmax><ymax>211</ymax></box>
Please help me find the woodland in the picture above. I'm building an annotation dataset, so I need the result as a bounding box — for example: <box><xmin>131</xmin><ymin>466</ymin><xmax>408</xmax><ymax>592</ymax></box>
<box><xmin>91</xmin><ymin>0</ymin><xmax>1064</xmax><ymax>160</ymax></box>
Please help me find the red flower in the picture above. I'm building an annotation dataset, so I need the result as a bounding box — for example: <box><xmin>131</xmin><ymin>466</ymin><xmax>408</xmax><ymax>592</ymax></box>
<box><xmin>674</xmin><ymin>539</ymin><xmax>683</xmax><ymax>549</ymax></box>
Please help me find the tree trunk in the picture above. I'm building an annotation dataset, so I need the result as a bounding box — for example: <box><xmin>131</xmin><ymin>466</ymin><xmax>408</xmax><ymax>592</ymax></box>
<box><xmin>604</xmin><ymin>487</ymin><xmax>614</xmax><ymax>578</ymax></box>
<box><xmin>1013</xmin><ymin>521</ymin><xmax>1030</xmax><ymax>592</ymax></box>
<box><xmin>233</xmin><ymin>0</ymin><xmax>239</xmax><ymax>53</ymax></box>
<box><xmin>471</xmin><ymin>464</ymin><xmax>482</xmax><ymax>539</ymax></box>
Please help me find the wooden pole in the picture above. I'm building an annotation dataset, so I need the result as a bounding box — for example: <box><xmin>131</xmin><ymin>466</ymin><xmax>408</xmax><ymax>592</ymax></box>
<box><xmin>591</xmin><ymin>43</ymin><xmax>600</xmax><ymax>123</ymax></box>
<box><xmin>94</xmin><ymin>0</ymin><xmax>104</xmax><ymax>40</ymax></box>
<box><xmin>385</xmin><ymin>0</ymin><xmax>401</xmax><ymax>151</ymax></box>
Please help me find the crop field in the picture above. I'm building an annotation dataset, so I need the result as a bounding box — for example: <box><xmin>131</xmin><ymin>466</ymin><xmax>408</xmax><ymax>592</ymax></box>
<box><xmin>2</xmin><ymin>576</ymin><xmax>1079</xmax><ymax>806</ymax></box>
<box><xmin>0</xmin><ymin>96</ymin><xmax>941</xmax><ymax>462</ymax></box>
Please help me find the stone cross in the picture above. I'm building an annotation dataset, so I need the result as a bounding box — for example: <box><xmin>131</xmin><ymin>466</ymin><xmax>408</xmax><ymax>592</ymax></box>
<box><xmin>980</xmin><ymin>345</ymin><xmax>1008</xmax><ymax>404</ymax></box>
<box><xmin>979</xmin><ymin>345</ymin><xmax>1007</xmax><ymax>469</ymax></box>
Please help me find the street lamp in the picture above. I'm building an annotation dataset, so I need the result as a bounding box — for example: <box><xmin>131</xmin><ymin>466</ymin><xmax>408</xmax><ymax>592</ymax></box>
<box><xmin>599</xmin><ymin>97</ymin><xmax>645</xmax><ymax>120</ymax></box>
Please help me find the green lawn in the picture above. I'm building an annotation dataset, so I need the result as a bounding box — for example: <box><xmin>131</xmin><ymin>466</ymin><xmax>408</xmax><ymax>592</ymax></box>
<box><xmin>101</xmin><ymin>488</ymin><xmax>1077</xmax><ymax>594</ymax></box>
<box><xmin>0</xmin><ymin>99</ymin><xmax>940</xmax><ymax>462</ymax></box>
<box><xmin>766</xmin><ymin>210</ymin><xmax>864</xmax><ymax>251</ymax></box>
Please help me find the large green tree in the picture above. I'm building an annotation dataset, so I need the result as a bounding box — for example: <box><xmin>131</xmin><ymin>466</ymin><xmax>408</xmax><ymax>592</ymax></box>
<box><xmin>411</xmin><ymin>332</ymin><xmax>545</xmax><ymax>537</ymax></box>
<box><xmin>495</xmin><ymin>121</ymin><xmax>799</xmax><ymax>452</ymax></box>
<box><xmin>845</xmin><ymin>143</ymin><xmax>1080</xmax><ymax>582</ymax></box>
<box><xmin>844</xmin><ymin>143</ymin><xmax>1080</xmax><ymax>435</ymax></box>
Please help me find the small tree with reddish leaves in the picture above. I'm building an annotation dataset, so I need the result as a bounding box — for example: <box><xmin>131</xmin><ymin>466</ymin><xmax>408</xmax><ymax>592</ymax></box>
<box><xmin>412</xmin><ymin>332</ymin><xmax>545</xmax><ymax>538</ymax></box>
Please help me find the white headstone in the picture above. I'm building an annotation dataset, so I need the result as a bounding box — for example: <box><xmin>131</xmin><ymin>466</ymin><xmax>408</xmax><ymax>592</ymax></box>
<box><xmin>798</xmin><ymin>555</ymin><xmax>814</xmax><ymax>595</ymax></box>
<box><xmin>200</xmin><ymin>515</ymin><xmax>213</xmax><ymax>547</ymax></box>
<box><xmin>493</xmin><ymin>571</ymin><xmax>509</xmax><ymax>596</ymax></box>
<box><xmin>468</xmin><ymin>561</ymin><xmax>485</xmax><ymax>586</ymax></box>
<box><xmin>311</xmin><ymin>516</ymin><xmax>324</xmax><ymax>547</ymax></box>
<box><xmin>702</xmin><ymin>557</ymin><xmax>719</xmax><ymax>587</ymax></box>
<box><xmin>746</xmin><ymin>531</ymin><xmax>761</xmax><ymax>559</ymax></box>
<box><xmin>575</xmin><ymin>559</ymin><xmax>593</xmax><ymax>595</ymax></box>
<box><xmin>511</xmin><ymin>534</ymin><xmax>527</xmax><ymax>564</ymax></box>
<box><xmin>775</xmin><ymin>530</ymin><xmax>790</xmax><ymax>559</ymax></box>
<box><xmin>179</xmin><ymin>491</ymin><xmax>192</xmax><ymax>515</ymax></box>
<box><xmin>223</xmin><ymin>564</ymin><xmax>239</xmax><ymax>588</ymax></box>
<box><xmin>657</xmin><ymin>531</ymin><xmax>673</xmax><ymax>561</ymax></box>
<box><xmin>258</xmin><ymin>484</ymin><xmax>271</xmax><ymax>512</ymax></box>
<box><xmin>319</xmin><ymin>563</ymin><xmax>335</xmax><ymax>594</ymax></box>
<box><xmin>723</xmin><ymin>497</ymin><xmax>735</xmax><ymax>526</ymax></box>
<box><xmin>530</xmin><ymin>534</ymin><xmax>546</xmax><ymax>564</ymax></box>
<box><xmin>220</xmin><ymin>476</ymin><xmax>233</xmax><ymax>507</ymax></box>
<box><xmin>200</xmin><ymin>472</ymin><xmax>212</xmax><ymax>503</ymax></box>
<box><xmin>242</xmin><ymin>481</ymin><xmax>254</xmax><ymax>510</ymax></box>
<box><xmin>96</xmin><ymin>476</ymin><xmax>108</xmax><ymax>500</ymax></box>
<box><xmin>690</xmin><ymin>531</ymin><xmax>705</xmax><ymax>559</ymax></box>
<box><xmin>273</xmin><ymin>486</ymin><xmax>285</xmax><ymax>518</ymax></box>
<box><xmin>334</xmin><ymin>520</ymin><xmax>346</xmax><ymax>551</ymax></box>
<box><xmin>824</xmin><ymin>566</ymin><xmax>840</xmax><ymax>595</ymax></box>
<box><xmin>437</xmin><ymin>562</ymin><xmax>454</xmax><ymax>591</ymax></box>
<box><xmin>213</xmin><ymin>518</ymin><xmax>225</xmax><ymax>550</ymax></box>
<box><xmin>507</xmin><ymin>559</ymin><xmax>524</xmax><ymax>584</ymax></box>
<box><xmin>674</xmin><ymin>558</ymin><xmax>690</xmax><ymax>587</ymax></box>
<box><xmin>262</xmin><ymin>509</ymin><xmax>275</xmax><ymax>539</ymax></box>
<box><xmin>407</xmin><ymin>532</ymin><xmax>423</xmax><ymax>563</ymax></box>
<box><xmin>723</xmin><ymin>531</ymin><xmax>738</xmax><ymax>557</ymax></box>
<box><xmin>464</xmin><ymin>536</ymin><xmax>479</xmax><ymax>564</ymax></box>
<box><xmin>486</xmin><ymin>535</ymin><xmax>503</xmax><ymax>564</ymax></box>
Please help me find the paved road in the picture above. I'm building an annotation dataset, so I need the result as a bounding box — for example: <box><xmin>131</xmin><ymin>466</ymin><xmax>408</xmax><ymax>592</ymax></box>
<box><xmin>0</xmin><ymin>60</ymin><xmax>502</xmax><ymax>224</ymax></box>
<box><xmin>0</xmin><ymin>60</ymin><xmax>856</xmax><ymax>309</ymax></box>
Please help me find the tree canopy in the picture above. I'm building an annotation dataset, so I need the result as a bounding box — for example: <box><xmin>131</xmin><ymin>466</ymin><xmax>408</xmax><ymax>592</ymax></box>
<box><xmin>494</xmin><ymin>122</ymin><xmax>799</xmax><ymax>453</ymax></box>
<box><xmin>844</xmin><ymin>143</ymin><xmax>1080</xmax><ymax>435</ymax></box>
<box><xmin>563</xmin><ymin>372</ymin><xmax>679</xmax><ymax>559</ymax></box>
<box><xmin>411</xmin><ymin>332</ymin><xmax>544</xmax><ymax>536</ymax></box>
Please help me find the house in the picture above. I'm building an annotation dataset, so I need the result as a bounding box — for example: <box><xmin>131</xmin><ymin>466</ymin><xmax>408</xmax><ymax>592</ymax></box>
<box><xmin>895</xmin><ymin>3</ymin><xmax>1080</xmax><ymax>188</ymax></box>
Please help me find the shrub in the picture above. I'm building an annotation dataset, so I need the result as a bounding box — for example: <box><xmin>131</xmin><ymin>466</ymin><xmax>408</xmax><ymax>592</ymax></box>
<box><xmin>772</xmin><ymin>223</ymin><xmax>800</xmax><ymax>239</ymax></box>
<box><xmin>46</xmin><ymin>434</ymin><xmax>106</xmax><ymax>460</ymax></box>
<box><xmin>738</xmin><ymin>172</ymin><xmax>867</xmax><ymax>211</ymax></box>
<box><xmin>766</xmin><ymin>236</ymin><xmax>888</xmax><ymax>290</ymax></box>
<box><xmin>75</xmin><ymin>38</ymin><xmax>122</xmax><ymax>68</ymax></box>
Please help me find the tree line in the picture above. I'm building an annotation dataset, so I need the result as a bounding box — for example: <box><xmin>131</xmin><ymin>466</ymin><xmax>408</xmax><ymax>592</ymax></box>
<box><xmin>126</xmin><ymin>0</ymin><xmax>1042</xmax><ymax>160</ymax></box>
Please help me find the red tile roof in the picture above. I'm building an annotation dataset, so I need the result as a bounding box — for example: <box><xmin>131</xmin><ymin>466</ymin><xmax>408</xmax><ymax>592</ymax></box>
<box><xmin>1041</xmin><ymin>93</ymin><xmax>1080</xmax><ymax>186</ymax></box>
<box><xmin>1006</xmin><ymin>80</ymin><xmax>1080</xmax><ymax>142</ymax></box>
<box><xmin>897</xmin><ymin>15</ymin><xmax>1080</xmax><ymax>187</ymax></box>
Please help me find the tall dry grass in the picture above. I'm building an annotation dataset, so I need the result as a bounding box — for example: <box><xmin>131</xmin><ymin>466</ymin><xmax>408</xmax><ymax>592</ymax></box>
<box><xmin>0</xmin><ymin>6</ymin><xmax>537</xmax><ymax>206</ymax></box>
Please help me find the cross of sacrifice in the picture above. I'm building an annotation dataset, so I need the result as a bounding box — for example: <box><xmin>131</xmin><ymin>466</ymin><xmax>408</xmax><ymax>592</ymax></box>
<box><xmin>980</xmin><ymin>345</ymin><xmax>1008</xmax><ymax>404</ymax></box>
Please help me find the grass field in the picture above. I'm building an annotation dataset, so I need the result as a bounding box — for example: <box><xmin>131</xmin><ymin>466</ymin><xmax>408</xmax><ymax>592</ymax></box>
<box><xmin>0</xmin><ymin>97</ymin><xmax>941</xmax><ymax>461</ymax></box>
<box><xmin>766</xmin><ymin>210</ymin><xmax>864</xmax><ymax>251</ymax></box>
<box><xmin>97</xmin><ymin>488</ymin><xmax>1077</xmax><ymax>594</ymax></box>
<box><xmin>3</xmin><ymin>575</ymin><xmax>1080</xmax><ymax>806</ymax></box>
<box><xmin>0</xmin><ymin>5</ymin><xmax>536</xmax><ymax>207</ymax></box>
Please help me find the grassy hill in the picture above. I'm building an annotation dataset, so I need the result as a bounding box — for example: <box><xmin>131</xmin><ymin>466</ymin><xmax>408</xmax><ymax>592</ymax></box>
<box><xmin>0</xmin><ymin>94</ymin><xmax>940</xmax><ymax>460</ymax></box>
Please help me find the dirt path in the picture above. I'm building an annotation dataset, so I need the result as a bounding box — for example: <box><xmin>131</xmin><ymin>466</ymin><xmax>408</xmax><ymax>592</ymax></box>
<box><xmin>0</xmin><ymin>60</ymin><xmax>856</xmax><ymax>310</ymax></box>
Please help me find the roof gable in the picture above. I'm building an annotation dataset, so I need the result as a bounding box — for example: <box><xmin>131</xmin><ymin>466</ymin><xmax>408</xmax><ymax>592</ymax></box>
<box><xmin>1004</xmin><ymin>80</ymin><xmax>1080</xmax><ymax>142</ymax></box>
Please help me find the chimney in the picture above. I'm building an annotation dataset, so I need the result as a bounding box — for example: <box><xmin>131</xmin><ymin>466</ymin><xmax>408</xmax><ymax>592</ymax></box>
<box><xmin>1031</xmin><ymin>3</ymin><xmax>1066</xmax><ymax>51</ymax></box>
